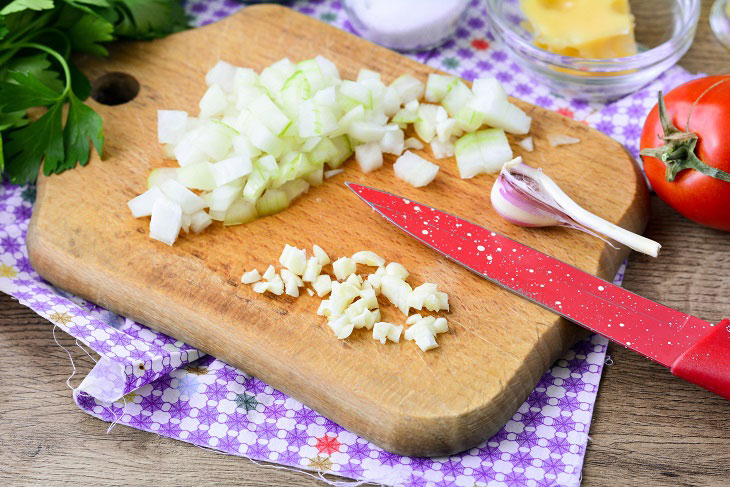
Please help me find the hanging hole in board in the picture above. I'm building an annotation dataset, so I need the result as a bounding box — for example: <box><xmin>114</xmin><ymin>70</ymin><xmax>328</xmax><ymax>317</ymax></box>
<box><xmin>91</xmin><ymin>72</ymin><xmax>140</xmax><ymax>106</ymax></box>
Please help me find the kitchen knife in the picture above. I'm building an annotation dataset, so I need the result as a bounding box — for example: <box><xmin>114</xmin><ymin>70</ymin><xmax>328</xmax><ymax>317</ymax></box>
<box><xmin>346</xmin><ymin>182</ymin><xmax>730</xmax><ymax>400</ymax></box>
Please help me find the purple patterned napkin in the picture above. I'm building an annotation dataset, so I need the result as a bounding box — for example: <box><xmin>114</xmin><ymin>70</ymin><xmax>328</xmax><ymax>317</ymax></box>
<box><xmin>0</xmin><ymin>1</ymin><xmax>700</xmax><ymax>485</ymax></box>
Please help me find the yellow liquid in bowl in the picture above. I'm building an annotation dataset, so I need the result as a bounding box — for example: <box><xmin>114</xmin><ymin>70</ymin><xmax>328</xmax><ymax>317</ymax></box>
<box><xmin>520</xmin><ymin>0</ymin><xmax>638</xmax><ymax>59</ymax></box>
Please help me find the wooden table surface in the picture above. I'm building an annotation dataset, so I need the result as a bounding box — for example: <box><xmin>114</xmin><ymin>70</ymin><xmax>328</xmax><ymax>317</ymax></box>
<box><xmin>1</xmin><ymin>1</ymin><xmax>729</xmax><ymax>485</ymax></box>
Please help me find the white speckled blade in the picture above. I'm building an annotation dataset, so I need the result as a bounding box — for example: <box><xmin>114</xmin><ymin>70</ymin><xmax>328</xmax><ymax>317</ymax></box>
<box><xmin>347</xmin><ymin>182</ymin><xmax>714</xmax><ymax>368</ymax></box>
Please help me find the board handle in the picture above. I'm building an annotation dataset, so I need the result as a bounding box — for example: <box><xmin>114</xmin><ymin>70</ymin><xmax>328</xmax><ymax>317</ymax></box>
<box><xmin>671</xmin><ymin>319</ymin><xmax>730</xmax><ymax>400</ymax></box>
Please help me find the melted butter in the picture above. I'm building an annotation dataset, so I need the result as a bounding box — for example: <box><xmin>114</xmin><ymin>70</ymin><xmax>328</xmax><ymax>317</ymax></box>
<box><xmin>521</xmin><ymin>0</ymin><xmax>637</xmax><ymax>58</ymax></box>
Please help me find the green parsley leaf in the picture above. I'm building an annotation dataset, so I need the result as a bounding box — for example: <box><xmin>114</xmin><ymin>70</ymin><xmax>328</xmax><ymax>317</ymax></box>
<box><xmin>68</xmin><ymin>12</ymin><xmax>115</xmax><ymax>56</ymax></box>
<box><xmin>0</xmin><ymin>70</ymin><xmax>61</xmax><ymax>112</ymax></box>
<box><xmin>0</xmin><ymin>16</ymin><xmax>9</xmax><ymax>40</ymax></box>
<box><xmin>69</xmin><ymin>0</ymin><xmax>111</xmax><ymax>6</ymax></box>
<box><xmin>4</xmin><ymin>101</ymin><xmax>64</xmax><ymax>183</ymax></box>
<box><xmin>112</xmin><ymin>0</ymin><xmax>187</xmax><ymax>40</ymax></box>
<box><xmin>61</xmin><ymin>91</ymin><xmax>103</xmax><ymax>170</ymax></box>
<box><xmin>0</xmin><ymin>0</ymin><xmax>55</xmax><ymax>16</ymax></box>
<box><xmin>69</xmin><ymin>61</ymin><xmax>92</xmax><ymax>100</ymax></box>
<box><xmin>4</xmin><ymin>53</ymin><xmax>64</xmax><ymax>93</ymax></box>
<box><xmin>0</xmin><ymin>109</ymin><xmax>29</xmax><ymax>131</ymax></box>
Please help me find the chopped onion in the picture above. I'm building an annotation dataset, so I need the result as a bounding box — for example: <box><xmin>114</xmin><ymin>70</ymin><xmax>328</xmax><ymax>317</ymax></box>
<box><xmin>425</xmin><ymin>74</ymin><xmax>458</xmax><ymax>103</ymax></box>
<box><xmin>393</xmin><ymin>151</ymin><xmax>439</xmax><ymax>188</ymax></box>
<box><xmin>380</xmin><ymin>129</ymin><xmax>405</xmax><ymax>155</ymax></box>
<box><xmin>205</xmin><ymin>60</ymin><xmax>236</xmax><ymax>92</ymax></box>
<box><xmin>468</xmin><ymin>77</ymin><xmax>531</xmax><ymax>134</ymax></box>
<box><xmin>160</xmin><ymin>180</ymin><xmax>207</xmax><ymax>214</ymax></box>
<box><xmin>491</xmin><ymin>158</ymin><xmax>662</xmax><ymax>257</ymax></box>
<box><xmin>519</xmin><ymin>136</ymin><xmax>534</xmax><ymax>152</ymax></box>
<box><xmin>324</xmin><ymin>169</ymin><xmax>344</xmax><ymax>179</ymax></box>
<box><xmin>355</xmin><ymin>141</ymin><xmax>383</xmax><ymax>173</ymax></box>
<box><xmin>149</xmin><ymin>195</ymin><xmax>182</xmax><ymax>246</ymax></box>
<box><xmin>430</xmin><ymin>139</ymin><xmax>455</xmax><ymax>160</ymax></box>
<box><xmin>548</xmin><ymin>134</ymin><xmax>581</xmax><ymax>147</ymax></box>
<box><xmin>128</xmin><ymin>186</ymin><xmax>163</xmax><ymax>218</ymax></box>
<box><xmin>441</xmin><ymin>81</ymin><xmax>473</xmax><ymax>117</ymax></box>
<box><xmin>147</xmin><ymin>167</ymin><xmax>179</xmax><ymax>188</ymax></box>
<box><xmin>404</xmin><ymin>137</ymin><xmax>424</xmax><ymax>150</ymax></box>
<box><xmin>224</xmin><ymin>197</ymin><xmax>257</xmax><ymax>226</ymax></box>
<box><xmin>454</xmin><ymin>128</ymin><xmax>513</xmax><ymax>178</ymax></box>
<box><xmin>199</xmin><ymin>84</ymin><xmax>228</xmax><ymax>118</ymax></box>
<box><xmin>211</xmin><ymin>156</ymin><xmax>253</xmax><ymax>187</ymax></box>
<box><xmin>177</xmin><ymin>162</ymin><xmax>216</xmax><ymax>191</ymax></box>
<box><xmin>190</xmin><ymin>210</ymin><xmax>212</xmax><ymax>233</ymax></box>
<box><xmin>390</xmin><ymin>74</ymin><xmax>424</xmax><ymax>104</ymax></box>
<box><xmin>158</xmin><ymin>110</ymin><xmax>188</xmax><ymax>144</ymax></box>
<box><xmin>138</xmin><ymin>56</ymin><xmax>538</xmax><ymax>246</ymax></box>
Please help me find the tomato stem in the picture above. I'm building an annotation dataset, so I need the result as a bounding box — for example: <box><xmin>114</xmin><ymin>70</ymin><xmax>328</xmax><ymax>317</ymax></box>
<box><xmin>640</xmin><ymin>92</ymin><xmax>730</xmax><ymax>183</ymax></box>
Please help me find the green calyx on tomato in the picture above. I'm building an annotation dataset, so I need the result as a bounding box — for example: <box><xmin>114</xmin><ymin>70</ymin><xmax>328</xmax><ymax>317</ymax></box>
<box><xmin>640</xmin><ymin>90</ymin><xmax>730</xmax><ymax>183</ymax></box>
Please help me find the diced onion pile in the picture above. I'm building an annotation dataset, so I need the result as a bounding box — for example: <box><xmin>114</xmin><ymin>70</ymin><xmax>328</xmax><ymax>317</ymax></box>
<box><xmin>243</xmin><ymin>244</ymin><xmax>450</xmax><ymax>352</ymax></box>
<box><xmin>129</xmin><ymin>56</ymin><xmax>531</xmax><ymax>246</ymax></box>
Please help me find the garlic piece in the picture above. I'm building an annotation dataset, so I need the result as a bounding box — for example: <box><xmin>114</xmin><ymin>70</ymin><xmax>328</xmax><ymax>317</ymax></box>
<box><xmin>333</xmin><ymin>257</ymin><xmax>357</xmax><ymax>280</ymax></box>
<box><xmin>241</xmin><ymin>269</ymin><xmax>261</xmax><ymax>284</ymax></box>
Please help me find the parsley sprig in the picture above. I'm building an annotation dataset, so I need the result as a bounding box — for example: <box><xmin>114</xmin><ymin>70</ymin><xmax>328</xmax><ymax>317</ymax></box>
<box><xmin>0</xmin><ymin>0</ymin><xmax>188</xmax><ymax>184</ymax></box>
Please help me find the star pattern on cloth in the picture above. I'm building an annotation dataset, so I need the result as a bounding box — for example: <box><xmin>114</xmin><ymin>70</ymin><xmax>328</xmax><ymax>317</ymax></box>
<box><xmin>308</xmin><ymin>455</ymin><xmax>333</xmax><ymax>472</ymax></box>
<box><xmin>0</xmin><ymin>263</ymin><xmax>18</xmax><ymax>278</ymax></box>
<box><xmin>234</xmin><ymin>392</ymin><xmax>258</xmax><ymax>412</ymax></box>
<box><xmin>315</xmin><ymin>434</ymin><xmax>341</xmax><ymax>455</ymax></box>
<box><xmin>48</xmin><ymin>311</ymin><xmax>72</xmax><ymax>325</ymax></box>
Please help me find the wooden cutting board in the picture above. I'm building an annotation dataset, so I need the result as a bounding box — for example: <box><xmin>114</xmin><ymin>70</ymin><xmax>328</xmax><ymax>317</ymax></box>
<box><xmin>26</xmin><ymin>4</ymin><xmax>649</xmax><ymax>456</ymax></box>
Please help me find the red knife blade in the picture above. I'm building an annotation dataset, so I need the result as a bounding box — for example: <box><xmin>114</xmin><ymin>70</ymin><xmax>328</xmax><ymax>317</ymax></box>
<box><xmin>347</xmin><ymin>182</ymin><xmax>730</xmax><ymax>400</ymax></box>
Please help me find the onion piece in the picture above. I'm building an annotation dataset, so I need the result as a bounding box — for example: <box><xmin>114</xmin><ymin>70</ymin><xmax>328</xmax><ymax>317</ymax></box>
<box><xmin>160</xmin><ymin>180</ymin><xmax>207</xmax><ymax>214</ymax></box>
<box><xmin>454</xmin><ymin>128</ymin><xmax>513</xmax><ymax>178</ymax></box>
<box><xmin>355</xmin><ymin>142</ymin><xmax>383</xmax><ymax>173</ymax></box>
<box><xmin>404</xmin><ymin>137</ymin><xmax>424</xmax><ymax>150</ymax></box>
<box><xmin>430</xmin><ymin>139</ymin><xmax>455</xmax><ymax>160</ymax></box>
<box><xmin>158</xmin><ymin>110</ymin><xmax>188</xmax><ymax>144</ymax></box>
<box><xmin>128</xmin><ymin>186</ymin><xmax>163</xmax><ymax>218</ymax></box>
<box><xmin>190</xmin><ymin>210</ymin><xmax>212</xmax><ymax>233</ymax></box>
<box><xmin>149</xmin><ymin>195</ymin><xmax>182</xmax><ymax>246</ymax></box>
<box><xmin>548</xmin><ymin>134</ymin><xmax>580</xmax><ymax>147</ymax></box>
<box><xmin>491</xmin><ymin>158</ymin><xmax>662</xmax><ymax>257</ymax></box>
<box><xmin>519</xmin><ymin>136</ymin><xmax>534</xmax><ymax>152</ymax></box>
<box><xmin>147</xmin><ymin>167</ymin><xmax>179</xmax><ymax>188</ymax></box>
<box><xmin>393</xmin><ymin>151</ymin><xmax>439</xmax><ymax>188</ymax></box>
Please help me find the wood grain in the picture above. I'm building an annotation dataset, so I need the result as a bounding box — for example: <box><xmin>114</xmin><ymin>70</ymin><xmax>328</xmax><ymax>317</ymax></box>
<box><xmin>1</xmin><ymin>0</ymin><xmax>728</xmax><ymax>485</ymax></box>
<box><xmin>25</xmin><ymin>5</ymin><xmax>645</xmax><ymax>456</ymax></box>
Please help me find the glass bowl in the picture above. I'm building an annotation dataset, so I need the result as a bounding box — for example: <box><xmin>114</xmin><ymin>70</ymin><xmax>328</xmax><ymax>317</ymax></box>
<box><xmin>711</xmin><ymin>0</ymin><xmax>730</xmax><ymax>49</ymax></box>
<box><xmin>485</xmin><ymin>0</ymin><xmax>701</xmax><ymax>101</ymax></box>
<box><xmin>343</xmin><ymin>0</ymin><xmax>470</xmax><ymax>51</ymax></box>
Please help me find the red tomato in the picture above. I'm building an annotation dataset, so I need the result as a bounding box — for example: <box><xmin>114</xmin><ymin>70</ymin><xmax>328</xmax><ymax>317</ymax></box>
<box><xmin>640</xmin><ymin>75</ymin><xmax>730</xmax><ymax>231</ymax></box>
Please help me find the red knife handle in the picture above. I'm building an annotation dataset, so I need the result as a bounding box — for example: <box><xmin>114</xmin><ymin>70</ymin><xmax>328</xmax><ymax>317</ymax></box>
<box><xmin>670</xmin><ymin>319</ymin><xmax>730</xmax><ymax>400</ymax></box>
